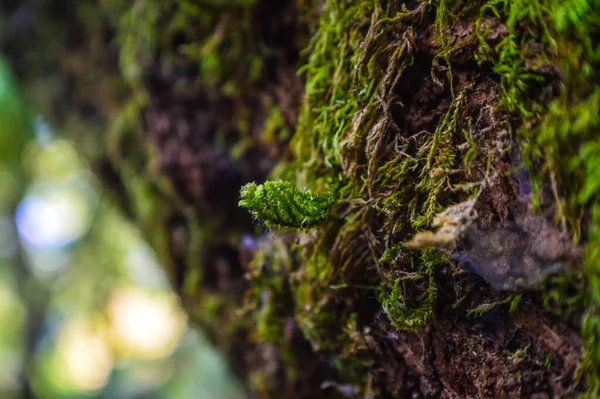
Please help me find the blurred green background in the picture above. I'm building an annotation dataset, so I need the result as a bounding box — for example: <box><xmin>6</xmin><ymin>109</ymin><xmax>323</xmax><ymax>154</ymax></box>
<box><xmin>0</xmin><ymin>54</ymin><xmax>245</xmax><ymax>398</ymax></box>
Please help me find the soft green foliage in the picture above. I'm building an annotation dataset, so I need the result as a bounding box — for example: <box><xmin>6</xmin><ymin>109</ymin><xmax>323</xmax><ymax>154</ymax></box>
<box><xmin>239</xmin><ymin>180</ymin><xmax>334</xmax><ymax>229</ymax></box>
<box><xmin>0</xmin><ymin>56</ymin><xmax>33</xmax><ymax>186</ymax></box>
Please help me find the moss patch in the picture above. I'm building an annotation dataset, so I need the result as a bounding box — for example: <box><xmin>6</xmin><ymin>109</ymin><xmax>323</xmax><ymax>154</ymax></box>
<box><xmin>240</xmin><ymin>0</ymin><xmax>598</xmax><ymax>395</ymax></box>
<box><xmin>6</xmin><ymin>0</ymin><xmax>599</xmax><ymax>396</ymax></box>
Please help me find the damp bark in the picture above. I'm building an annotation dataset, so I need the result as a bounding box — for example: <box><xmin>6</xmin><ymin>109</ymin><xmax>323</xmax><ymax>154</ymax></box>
<box><xmin>2</xmin><ymin>0</ymin><xmax>598</xmax><ymax>398</ymax></box>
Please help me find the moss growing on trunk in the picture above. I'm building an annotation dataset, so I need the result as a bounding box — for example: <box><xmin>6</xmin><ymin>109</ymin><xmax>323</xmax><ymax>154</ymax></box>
<box><xmin>3</xmin><ymin>0</ymin><xmax>600</xmax><ymax>397</ymax></box>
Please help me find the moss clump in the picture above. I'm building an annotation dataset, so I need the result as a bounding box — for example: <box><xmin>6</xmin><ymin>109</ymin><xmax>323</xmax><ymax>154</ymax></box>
<box><xmin>382</xmin><ymin>278</ymin><xmax>435</xmax><ymax>331</ymax></box>
<box><xmin>239</xmin><ymin>180</ymin><xmax>334</xmax><ymax>229</ymax></box>
<box><xmin>282</xmin><ymin>0</ymin><xmax>506</xmax><ymax>346</ymax></box>
<box><xmin>377</xmin><ymin>247</ymin><xmax>442</xmax><ymax>331</ymax></box>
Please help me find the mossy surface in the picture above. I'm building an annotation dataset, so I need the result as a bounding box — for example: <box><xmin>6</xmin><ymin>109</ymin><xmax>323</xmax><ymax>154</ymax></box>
<box><xmin>241</xmin><ymin>0</ymin><xmax>600</xmax><ymax>396</ymax></box>
<box><xmin>4</xmin><ymin>0</ymin><xmax>600</xmax><ymax>397</ymax></box>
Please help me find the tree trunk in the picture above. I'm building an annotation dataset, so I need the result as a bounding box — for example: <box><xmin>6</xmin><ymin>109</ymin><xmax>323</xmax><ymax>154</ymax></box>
<box><xmin>2</xmin><ymin>0</ymin><xmax>599</xmax><ymax>398</ymax></box>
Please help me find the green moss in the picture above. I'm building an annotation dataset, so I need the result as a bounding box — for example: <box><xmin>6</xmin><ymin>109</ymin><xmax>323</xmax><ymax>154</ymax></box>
<box><xmin>295</xmin><ymin>291</ymin><xmax>343</xmax><ymax>350</ymax></box>
<box><xmin>509</xmin><ymin>293</ymin><xmax>522</xmax><ymax>314</ymax></box>
<box><xmin>540</xmin><ymin>273</ymin><xmax>584</xmax><ymax>316</ymax></box>
<box><xmin>289</xmin><ymin>0</ymin><xmax>442</xmax><ymax>338</ymax></box>
<box><xmin>244</xmin><ymin>237</ymin><xmax>290</xmax><ymax>344</ymax></box>
<box><xmin>482</xmin><ymin>1</ymin><xmax>600</xmax><ymax>393</ymax></box>
<box><xmin>262</xmin><ymin>104</ymin><xmax>291</xmax><ymax>144</ymax></box>
<box><xmin>205</xmin><ymin>0</ymin><xmax>600</xmax><ymax>394</ymax></box>
<box><xmin>583</xmin><ymin>206</ymin><xmax>600</xmax><ymax>395</ymax></box>
<box><xmin>239</xmin><ymin>180</ymin><xmax>335</xmax><ymax>229</ymax></box>
<box><xmin>377</xmin><ymin>247</ymin><xmax>441</xmax><ymax>330</ymax></box>
<box><xmin>247</xmin><ymin>0</ymin><xmax>499</xmax><ymax>360</ymax></box>
<box><xmin>59</xmin><ymin>0</ymin><xmax>600</xmax><ymax>394</ymax></box>
<box><xmin>466</xmin><ymin>294</ymin><xmax>515</xmax><ymax>318</ymax></box>
<box><xmin>413</xmin><ymin>83</ymin><xmax>472</xmax><ymax>229</ymax></box>
<box><xmin>292</xmin><ymin>0</ymin><xmax>386</xmax><ymax>176</ymax></box>
<box><xmin>431</xmin><ymin>1</ymin><xmax>600</xmax><ymax>393</ymax></box>
<box><xmin>382</xmin><ymin>277</ymin><xmax>435</xmax><ymax>331</ymax></box>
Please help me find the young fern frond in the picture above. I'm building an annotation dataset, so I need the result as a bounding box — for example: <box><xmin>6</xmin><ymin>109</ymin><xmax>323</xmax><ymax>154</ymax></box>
<box><xmin>239</xmin><ymin>180</ymin><xmax>334</xmax><ymax>230</ymax></box>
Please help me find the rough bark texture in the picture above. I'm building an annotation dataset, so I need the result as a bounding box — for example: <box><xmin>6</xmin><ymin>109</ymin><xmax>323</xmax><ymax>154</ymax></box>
<box><xmin>2</xmin><ymin>0</ymin><xmax>600</xmax><ymax>398</ymax></box>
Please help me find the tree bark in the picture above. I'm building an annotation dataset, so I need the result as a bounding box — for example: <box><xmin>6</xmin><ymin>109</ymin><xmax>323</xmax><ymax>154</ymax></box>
<box><xmin>2</xmin><ymin>0</ymin><xmax>598</xmax><ymax>398</ymax></box>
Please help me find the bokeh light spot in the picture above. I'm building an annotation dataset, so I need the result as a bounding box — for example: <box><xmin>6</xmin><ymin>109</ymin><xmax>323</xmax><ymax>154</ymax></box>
<box><xmin>108</xmin><ymin>288</ymin><xmax>186</xmax><ymax>360</ymax></box>
<box><xmin>15</xmin><ymin>189</ymin><xmax>91</xmax><ymax>250</ymax></box>
<box><xmin>57</xmin><ymin>319</ymin><xmax>113</xmax><ymax>392</ymax></box>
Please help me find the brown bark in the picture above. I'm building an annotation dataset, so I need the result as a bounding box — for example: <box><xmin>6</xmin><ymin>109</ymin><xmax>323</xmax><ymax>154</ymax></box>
<box><xmin>0</xmin><ymin>1</ymin><xmax>587</xmax><ymax>398</ymax></box>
